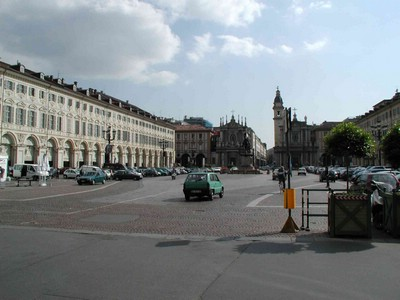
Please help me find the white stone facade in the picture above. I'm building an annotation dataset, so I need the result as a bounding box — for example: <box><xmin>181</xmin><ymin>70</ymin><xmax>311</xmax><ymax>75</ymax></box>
<box><xmin>0</xmin><ymin>61</ymin><xmax>175</xmax><ymax>169</ymax></box>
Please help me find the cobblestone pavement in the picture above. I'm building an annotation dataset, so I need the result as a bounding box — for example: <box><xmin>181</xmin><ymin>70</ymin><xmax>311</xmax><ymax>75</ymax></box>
<box><xmin>0</xmin><ymin>175</ymin><xmax>394</xmax><ymax>241</ymax></box>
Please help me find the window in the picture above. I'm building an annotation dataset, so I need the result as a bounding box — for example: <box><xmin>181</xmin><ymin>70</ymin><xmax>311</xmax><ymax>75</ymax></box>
<box><xmin>89</xmin><ymin>105</ymin><xmax>93</xmax><ymax>113</ymax></box>
<box><xmin>3</xmin><ymin>106</ymin><xmax>13</xmax><ymax>123</ymax></box>
<box><xmin>39</xmin><ymin>90</ymin><xmax>45</xmax><ymax>99</ymax></box>
<box><xmin>17</xmin><ymin>84</ymin><xmax>27</xmax><ymax>94</ymax></box>
<box><xmin>16</xmin><ymin>108</ymin><xmax>26</xmax><ymax>125</ymax></box>
<box><xmin>75</xmin><ymin>120</ymin><xmax>80</xmax><ymax>134</ymax></box>
<box><xmin>28</xmin><ymin>111</ymin><xmax>36</xmax><ymax>127</ymax></box>
<box><xmin>82</xmin><ymin>122</ymin><xmax>86</xmax><ymax>136</ymax></box>
<box><xmin>88</xmin><ymin>124</ymin><xmax>93</xmax><ymax>136</ymax></box>
<box><xmin>48</xmin><ymin>115</ymin><xmax>55</xmax><ymax>130</ymax></box>
<box><xmin>67</xmin><ymin>118</ymin><xmax>72</xmax><ymax>133</ymax></box>
<box><xmin>5</xmin><ymin>80</ymin><xmax>15</xmax><ymax>91</ymax></box>
<box><xmin>68</xmin><ymin>99</ymin><xmax>73</xmax><ymax>107</ymax></box>
<box><xmin>48</xmin><ymin>93</ymin><xmax>56</xmax><ymax>102</ymax></box>
<box><xmin>40</xmin><ymin>113</ymin><xmax>47</xmax><ymax>129</ymax></box>
<box><xmin>57</xmin><ymin>117</ymin><xmax>62</xmax><ymax>131</ymax></box>
<box><xmin>58</xmin><ymin>96</ymin><xmax>65</xmax><ymax>104</ymax></box>
<box><xmin>83</xmin><ymin>104</ymin><xmax>87</xmax><ymax>111</ymax></box>
<box><xmin>75</xmin><ymin>101</ymin><xmax>80</xmax><ymax>109</ymax></box>
<box><xmin>29</xmin><ymin>87</ymin><xmax>35</xmax><ymax>97</ymax></box>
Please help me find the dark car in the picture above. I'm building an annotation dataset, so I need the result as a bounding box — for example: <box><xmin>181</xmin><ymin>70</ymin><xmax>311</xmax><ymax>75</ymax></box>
<box><xmin>319</xmin><ymin>169</ymin><xmax>336</xmax><ymax>182</ymax></box>
<box><xmin>351</xmin><ymin>172</ymin><xmax>399</xmax><ymax>193</ymax></box>
<box><xmin>113</xmin><ymin>170</ymin><xmax>143</xmax><ymax>181</ymax></box>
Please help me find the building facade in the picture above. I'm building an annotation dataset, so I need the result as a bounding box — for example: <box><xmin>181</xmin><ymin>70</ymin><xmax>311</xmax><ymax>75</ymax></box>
<box><xmin>214</xmin><ymin>115</ymin><xmax>267</xmax><ymax>168</ymax></box>
<box><xmin>273</xmin><ymin>88</ymin><xmax>317</xmax><ymax>168</ymax></box>
<box><xmin>0</xmin><ymin>61</ymin><xmax>175</xmax><ymax>170</ymax></box>
<box><xmin>355</xmin><ymin>90</ymin><xmax>400</xmax><ymax>166</ymax></box>
<box><xmin>174</xmin><ymin>124</ymin><xmax>213</xmax><ymax>167</ymax></box>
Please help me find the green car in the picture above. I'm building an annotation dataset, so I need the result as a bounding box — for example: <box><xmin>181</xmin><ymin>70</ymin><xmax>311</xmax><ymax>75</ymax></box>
<box><xmin>77</xmin><ymin>167</ymin><xmax>106</xmax><ymax>185</ymax></box>
<box><xmin>183</xmin><ymin>172</ymin><xmax>224</xmax><ymax>201</ymax></box>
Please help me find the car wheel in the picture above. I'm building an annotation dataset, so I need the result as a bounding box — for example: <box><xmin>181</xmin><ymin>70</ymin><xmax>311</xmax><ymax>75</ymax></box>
<box><xmin>208</xmin><ymin>190</ymin><xmax>214</xmax><ymax>201</ymax></box>
<box><xmin>185</xmin><ymin>194</ymin><xmax>190</xmax><ymax>201</ymax></box>
<box><xmin>91</xmin><ymin>180</ymin><xmax>95</xmax><ymax>185</ymax></box>
<box><xmin>219</xmin><ymin>188</ymin><xmax>224</xmax><ymax>198</ymax></box>
<box><xmin>64</xmin><ymin>175</ymin><xmax>67</xmax><ymax>179</ymax></box>
<box><xmin>102</xmin><ymin>179</ymin><xmax>105</xmax><ymax>184</ymax></box>
<box><xmin>78</xmin><ymin>182</ymin><xmax>82</xmax><ymax>185</ymax></box>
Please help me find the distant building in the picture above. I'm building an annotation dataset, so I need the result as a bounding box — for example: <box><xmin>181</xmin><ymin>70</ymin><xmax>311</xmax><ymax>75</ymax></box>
<box><xmin>273</xmin><ymin>88</ymin><xmax>317</xmax><ymax>168</ymax></box>
<box><xmin>183</xmin><ymin>116</ymin><xmax>213</xmax><ymax>128</ymax></box>
<box><xmin>214</xmin><ymin>115</ymin><xmax>267</xmax><ymax>168</ymax></box>
<box><xmin>174</xmin><ymin>124</ymin><xmax>213</xmax><ymax>167</ymax></box>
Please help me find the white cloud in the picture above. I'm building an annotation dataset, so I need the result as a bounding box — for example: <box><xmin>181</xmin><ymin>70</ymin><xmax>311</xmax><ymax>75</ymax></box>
<box><xmin>309</xmin><ymin>1</ymin><xmax>332</xmax><ymax>10</ymax></box>
<box><xmin>0</xmin><ymin>0</ymin><xmax>180</xmax><ymax>85</ymax></box>
<box><xmin>304</xmin><ymin>38</ymin><xmax>328</xmax><ymax>51</ymax></box>
<box><xmin>219</xmin><ymin>35</ymin><xmax>273</xmax><ymax>57</ymax></box>
<box><xmin>150</xmin><ymin>0</ymin><xmax>265</xmax><ymax>27</ymax></box>
<box><xmin>187</xmin><ymin>33</ymin><xmax>215</xmax><ymax>63</ymax></box>
<box><xmin>290</xmin><ymin>1</ymin><xmax>304</xmax><ymax>15</ymax></box>
<box><xmin>281</xmin><ymin>45</ymin><xmax>293</xmax><ymax>54</ymax></box>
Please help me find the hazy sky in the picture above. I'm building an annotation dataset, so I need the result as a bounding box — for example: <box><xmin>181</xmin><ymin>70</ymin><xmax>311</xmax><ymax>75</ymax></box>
<box><xmin>1</xmin><ymin>0</ymin><xmax>399</xmax><ymax>148</ymax></box>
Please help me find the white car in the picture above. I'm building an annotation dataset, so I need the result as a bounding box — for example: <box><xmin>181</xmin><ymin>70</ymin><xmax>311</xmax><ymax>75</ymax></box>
<box><xmin>63</xmin><ymin>168</ymin><xmax>79</xmax><ymax>179</ymax></box>
<box><xmin>298</xmin><ymin>167</ymin><xmax>307</xmax><ymax>176</ymax></box>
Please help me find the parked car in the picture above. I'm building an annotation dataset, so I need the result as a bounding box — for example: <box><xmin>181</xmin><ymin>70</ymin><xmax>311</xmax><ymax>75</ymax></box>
<box><xmin>142</xmin><ymin>168</ymin><xmax>160</xmax><ymax>177</ymax></box>
<box><xmin>351</xmin><ymin>172</ymin><xmax>399</xmax><ymax>193</ymax></box>
<box><xmin>102</xmin><ymin>169</ymin><xmax>113</xmax><ymax>180</ymax></box>
<box><xmin>63</xmin><ymin>168</ymin><xmax>79</xmax><ymax>179</ymax></box>
<box><xmin>183</xmin><ymin>172</ymin><xmax>224</xmax><ymax>201</ymax></box>
<box><xmin>113</xmin><ymin>170</ymin><xmax>143</xmax><ymax>181</ymax></box>
<box><xmin>319</xmin><ymin>169</ymin><xmax>336</xmax><ymax>182</ymax></box>
<box><xmin>77</xmin><ymin>166</ymin><xmax>106</xmax><ymax>185</ymax></box>
<box><xmin>297</xmin><ymin>167</ymin><xmax>307</xmax><ymax>176</ymax></box>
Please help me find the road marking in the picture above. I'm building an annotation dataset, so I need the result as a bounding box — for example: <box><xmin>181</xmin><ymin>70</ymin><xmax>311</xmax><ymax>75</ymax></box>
<box><xmin>247</xmin><ymin>194</ymin><xmax>275</xmax><ymax>207</ymax></box>
<box><xmin>1</xmin><ymin>182</ymin><xmax>120</xmax><ymax>202</ymax></box>
<box><xmin>66</xmin><ymin>192</ymin><xmax>167</xmax><ymax>215</ymax></box>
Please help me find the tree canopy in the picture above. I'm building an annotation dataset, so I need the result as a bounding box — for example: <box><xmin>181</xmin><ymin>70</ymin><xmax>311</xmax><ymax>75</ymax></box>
<box><xmin>324</xmin><ymin>122</ymin><xmax>375</xmax><ymax>159</ymax></box>
<box><xmin>381</xmin><ymin>123</ymin><xmax>400</xmax><ymax>169</ymax></box>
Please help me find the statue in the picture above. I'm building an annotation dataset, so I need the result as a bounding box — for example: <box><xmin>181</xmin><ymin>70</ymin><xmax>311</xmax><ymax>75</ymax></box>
<box><xmin>242</xmin><ymin>133</ymin><xmax>251</xmax><ymax>151</ymax></box>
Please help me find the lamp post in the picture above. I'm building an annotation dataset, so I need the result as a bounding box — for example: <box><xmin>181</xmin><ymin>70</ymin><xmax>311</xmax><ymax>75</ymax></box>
<box><xmin>371</xmin><ymin>120</ymin><xmax>387</xmax><ymax>166</ymax></box>
<box><xmin>159</xmin><ymin>139</ymin><xmax>168</xmax><ymax>167</ymax></box>
<box><xmin>103</xmin><ymin>126</ymin><xmax>116</xmax><ymax>164</ymax></box>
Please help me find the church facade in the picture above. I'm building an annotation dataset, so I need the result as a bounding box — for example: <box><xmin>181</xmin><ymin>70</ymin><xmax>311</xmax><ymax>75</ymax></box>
<box><xmin>273</xmin><ymin>88</ymin><xmax>318</xmax><ymax>168</ymax></box>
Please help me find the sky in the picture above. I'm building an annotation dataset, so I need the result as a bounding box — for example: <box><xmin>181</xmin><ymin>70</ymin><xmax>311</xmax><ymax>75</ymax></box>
<box><xmin>1</xmin><ymin>0</ymin><xmax>399</xmax><ymax>149</ymax></box>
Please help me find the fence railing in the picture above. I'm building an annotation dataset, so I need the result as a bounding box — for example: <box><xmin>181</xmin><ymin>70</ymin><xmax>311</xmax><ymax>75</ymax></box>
<box><xmin>300</xmin><ymin>188</ymin><xmax>348</xmax><ymax>231</ymax></box>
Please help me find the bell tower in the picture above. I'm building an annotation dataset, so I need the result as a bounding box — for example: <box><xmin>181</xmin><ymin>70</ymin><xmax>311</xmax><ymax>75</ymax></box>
<box><xmin>273</xmin><ymin>87</ymin><xmax>284</xmax><ymax>147</ymax></box>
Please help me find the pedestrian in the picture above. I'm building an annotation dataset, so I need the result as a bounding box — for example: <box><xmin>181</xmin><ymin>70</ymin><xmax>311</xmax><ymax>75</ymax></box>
<box><xmin>0</xmin><ymin>166</ymin><xmax>5</xmax><ymax>189</ymax></box>
<box><xmin>278</xmin><ymin>166</ymin><xmax>286</xmax><ymax>189</ymax></box>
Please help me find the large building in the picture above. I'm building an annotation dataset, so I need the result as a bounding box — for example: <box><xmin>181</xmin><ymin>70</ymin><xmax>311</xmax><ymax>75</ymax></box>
<box><xmin>273</xmin><ymin>88</ymin><xmax>400</xmax><ymax>168</ymax></box>
<box><xmin>0</xmin><ymin>61</ymin><xmax>175</xmax><ymax>169</ymax></box>
<box><xmin>273</xmin><ymin>88</ymin><xmax>317</xmax><ymax>168</ymax></box>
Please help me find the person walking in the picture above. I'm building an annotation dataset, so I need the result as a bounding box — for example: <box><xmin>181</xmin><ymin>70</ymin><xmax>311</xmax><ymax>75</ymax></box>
<box><xmin>277</xmin><ymin>166</ymin><xmax>286</xmax><ymax>190</ymax></box>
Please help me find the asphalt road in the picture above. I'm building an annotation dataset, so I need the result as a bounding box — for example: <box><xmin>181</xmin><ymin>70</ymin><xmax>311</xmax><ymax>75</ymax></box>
<box><xmin>1</xmin><ymin>173</ymin><xmax>400</xmax><ymax>299</ymax></box>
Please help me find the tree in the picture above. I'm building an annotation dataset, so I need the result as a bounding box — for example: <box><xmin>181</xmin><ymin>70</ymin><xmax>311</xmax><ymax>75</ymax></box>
<box><xmin>324</xmin><ymin>122</ymin><xmax>375</xmax><ymax>159</ymax></box>
<box><xmin>381</xmin><ymin>123</ymin><xmax>400</xmax><ymax>169</ymax></box>
<box><xmin>324</xmin><ymin>122</ymin><xmax>375</xmax><ymax>191</ymax></box>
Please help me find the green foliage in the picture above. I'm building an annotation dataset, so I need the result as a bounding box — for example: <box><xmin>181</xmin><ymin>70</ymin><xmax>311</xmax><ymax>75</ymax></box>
<box><xmin>381</xmin><ymin>123</ymin><xmax>400</xmax><ymax>169</ymax></box>
<box><xmin>324</xmin><ymin>122</ymin><xmax>375</xmax><ymax>158</ymax></box>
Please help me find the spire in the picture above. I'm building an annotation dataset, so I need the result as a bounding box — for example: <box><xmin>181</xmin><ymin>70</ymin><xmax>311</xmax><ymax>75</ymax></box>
<box><xmin>274</xmin><ymin>86</ymin><xmax>283</xmax><ymax>105</ymax></box>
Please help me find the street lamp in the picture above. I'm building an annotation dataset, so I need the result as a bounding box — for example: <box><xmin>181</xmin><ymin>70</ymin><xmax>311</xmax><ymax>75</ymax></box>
<box><xmin>371</xmin><ymin>120</ymin><xmax>387</xmax><ymax>166</ymax></box>
<box><xmin>103</xmin><ymin>126</ymin><xmax>116</xmax><ymax>164</ymax></box>
<box><xmin>159</xmin><ymin>139</ymin><xmax>168</xmax><ymax>167</ymax></box>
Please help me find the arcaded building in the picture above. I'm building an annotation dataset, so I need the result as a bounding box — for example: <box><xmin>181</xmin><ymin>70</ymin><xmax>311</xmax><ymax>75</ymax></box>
<box><xmin>0</xmin><ymin>61</ymin><xmax>175</xmax><ymax>169</ymax></box>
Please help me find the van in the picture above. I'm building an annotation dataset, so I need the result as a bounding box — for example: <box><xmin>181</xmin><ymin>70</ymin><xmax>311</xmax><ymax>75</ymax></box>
<box><xmin>12</xmin><ymin>164</ymin><xmax>49</xmax><ymax>180</ymax></box>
